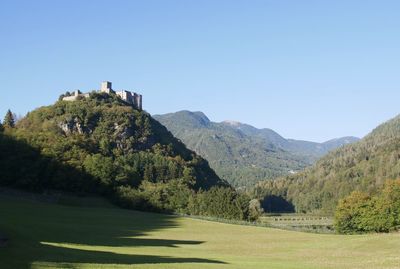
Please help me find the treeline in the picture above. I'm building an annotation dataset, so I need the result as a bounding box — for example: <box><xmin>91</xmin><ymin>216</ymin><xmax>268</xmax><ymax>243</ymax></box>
<box><xmin>0</xmin><ymin>94</ymin><xmax>261</xmax><ymax>221</ymax></box>
<box><xmin>115</xmin><ymin>183</ymin><xmax>261</xmax><ymax>221</ymax></box>
<box><xmin>335</xmin><ymin>179</ymin><xmax>400</xmax><ymax>233</ymax></box>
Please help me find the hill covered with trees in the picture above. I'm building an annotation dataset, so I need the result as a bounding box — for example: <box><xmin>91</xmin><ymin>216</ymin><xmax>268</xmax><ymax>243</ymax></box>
<box><xmin>154</xmin><ymin>111</ymin><xmax>358</xmax><ymax>188</ymax></box>
<box><xmin>0</xmin><ymin>93</ymin><xmax>258</xmax><ymax>221</ymax></box>
<box><xmin>252</xmin><ymin>114</ymin><xmax>400</xmax><ymax>215</ymax></box>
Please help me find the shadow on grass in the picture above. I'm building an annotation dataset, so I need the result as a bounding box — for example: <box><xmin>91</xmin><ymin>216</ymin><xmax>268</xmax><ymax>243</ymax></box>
<box><xmin>0</xmin><ymin>131</ymin><xmax>226</xmax><ymax>268</ymax></box>
<box><xmin>33</xmin><ymin>243</ymin><xmax>221</xmax><ymax>265</ymax></box>
<box><xmin>0</xmin><ymin>197</ymin><xmax>226</xmax><ymax>268</ymax></box>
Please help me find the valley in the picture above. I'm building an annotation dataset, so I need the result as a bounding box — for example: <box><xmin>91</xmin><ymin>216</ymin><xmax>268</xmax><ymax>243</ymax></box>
<box><xmin>154</xmin><ymin>111</ymin><xmax>359</xmax><ymax>188</ymax></box>
<box><xmin>2</xmin><ymin>2</ymin><xmax>400</xmax><ymax>268</ymax></box>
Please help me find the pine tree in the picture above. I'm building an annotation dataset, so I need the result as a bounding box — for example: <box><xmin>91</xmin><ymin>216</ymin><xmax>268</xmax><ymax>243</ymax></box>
<box><xmin>0</xmin><ymin>120</ymin><xmax>3</xmax><ymax>132</ymax></box>
<box><xmin>3</xmin><ymin>109</ymin><xmax>15</xmax><ymax>128</ymax></box>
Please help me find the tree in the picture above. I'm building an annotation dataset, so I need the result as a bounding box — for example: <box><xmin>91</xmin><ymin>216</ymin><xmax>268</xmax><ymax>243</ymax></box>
<box><xmin>83</xmin><ymin>154</ymin><xmax>116</xmax><ymax>189</ymax></box>
<box><xmin>3</xmin><ymin>109</ymin><xmax>15</xmax><ymax>128</ymax></box>
<box><xmin>334</xmin><ymin>191</ymin><xmax>371</xmax><ymax>234</ymax></box>
<box><xmin>248</xmin><ymin>199</ymin><xmax>263</xmax><ymax>221</ymax></box>
<box><xmin>0</xmin><ymin>120</ymin><xmax>3</xmax><ymax>132</ymax></box>
<box><xmin>378</xmin><ymin>179</ymin><xmax>400</xmax><ymax>228</ymax></box>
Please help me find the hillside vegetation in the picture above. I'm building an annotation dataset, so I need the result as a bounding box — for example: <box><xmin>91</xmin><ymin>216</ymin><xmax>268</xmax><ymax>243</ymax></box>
<box><xmin>154</xmin><ymin>111</ymin><xmax>358</xmax><ymax>188</ymax></box>
<box><xmin>1</xmin><ymin>194</ymin><xmax>399</xmax><ymax>269</ymax></box>
<box><xmin>253</xmin><ymin>114</ymin><xmax>400</xmax><ymax>214</ymax></box>
<box><xmin>0</xmin><ymin>93</ymin><xmax>255</xmax><ymax>220</ymax></box>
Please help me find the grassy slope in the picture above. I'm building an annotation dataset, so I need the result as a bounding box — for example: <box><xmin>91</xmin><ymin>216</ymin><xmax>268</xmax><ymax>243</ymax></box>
<box><xmin>1</xmin><ymin>195</ymin><xmax>399</xmax><ymax>269</ymax></box>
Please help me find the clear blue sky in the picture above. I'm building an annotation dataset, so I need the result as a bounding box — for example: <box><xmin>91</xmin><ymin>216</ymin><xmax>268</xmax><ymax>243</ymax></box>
<box><xmin>1</xmin><ymin>0</ymin><xmax>400</xmax><ymax>142</ymax></box>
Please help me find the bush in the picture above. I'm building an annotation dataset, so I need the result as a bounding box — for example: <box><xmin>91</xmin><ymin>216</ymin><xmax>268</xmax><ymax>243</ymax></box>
<box><xmin>248</xmin><ymin>199</ymin><xmax>264</xmax><ymax>221</ymax></box>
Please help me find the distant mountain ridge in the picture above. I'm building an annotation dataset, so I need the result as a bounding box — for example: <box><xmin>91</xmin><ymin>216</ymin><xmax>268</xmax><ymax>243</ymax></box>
<box><xmin>154</xmin><ymin>110</ymin><xmax>359</xmax><ymax>188</ymax></box>
<box><xmin>221</xmin><ymin>118</ymin><xmax>358</xmax><ymax>160</ymax></box>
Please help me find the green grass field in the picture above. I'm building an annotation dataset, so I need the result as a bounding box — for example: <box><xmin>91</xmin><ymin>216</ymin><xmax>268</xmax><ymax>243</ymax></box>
<box><xmin>1</xmin><ymin>194</ymin><xmax>400</xmax><ymax>269</ymax></box>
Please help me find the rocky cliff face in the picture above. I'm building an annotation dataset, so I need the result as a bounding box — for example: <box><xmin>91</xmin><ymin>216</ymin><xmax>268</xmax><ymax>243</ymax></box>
<box><xmin>58</xmin><ymin>118</ymin><xmax>86</xmax><ymax>135</ymax></box>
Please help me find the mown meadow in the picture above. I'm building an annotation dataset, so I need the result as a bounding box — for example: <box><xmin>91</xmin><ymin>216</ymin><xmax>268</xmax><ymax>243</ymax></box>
<box><xmin>1</xmin><ymin>193</ymin><xmax>399</xmax><ymax>269</ymax></box>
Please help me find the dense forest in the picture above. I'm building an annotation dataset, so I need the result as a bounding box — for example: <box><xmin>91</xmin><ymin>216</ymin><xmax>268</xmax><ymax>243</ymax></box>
<box><xmin>252</xmin><ymin>114</ymin><xmax>400</xmax><ymax>215</ymax></box>
<box><xmin>154</xmin><ymin>111</ymin><xmax>358</xmax><ymax>188</ymax></box>
<box><xmin>0</xmin><ymin>93</ymin><xmax>261</xmax><ymax>221</ymax></box>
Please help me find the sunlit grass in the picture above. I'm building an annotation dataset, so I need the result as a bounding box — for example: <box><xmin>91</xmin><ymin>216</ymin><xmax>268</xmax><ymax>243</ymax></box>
<box><xmin>1</xmin><ymin>194</ymin><xmax>399</xmax><ymax>269</ymax></box>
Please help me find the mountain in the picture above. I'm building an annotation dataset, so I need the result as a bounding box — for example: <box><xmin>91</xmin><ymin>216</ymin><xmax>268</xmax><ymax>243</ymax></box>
<box><xmin>153</xmin><ymin>110</ymin><xmax>358</xmax><ymax>188</ymax></box>
<box><xmin>0</xmin><ymin>92</ymin><xmax>256</xmax><ymax>220</ymax></box>
<box><xmin>253</xmin><ymin>114</ymin><xmax>400</xmax><ymax>214</ymax></box>
<box><xmin>223</xmin><ymin>120</ymin><xmax>358</xmax><ymax>161</ymax></box>
<box><xmin>284</xmin><ymin>137</ymin><xmax>360</xmax><ymax>160</ymax></box>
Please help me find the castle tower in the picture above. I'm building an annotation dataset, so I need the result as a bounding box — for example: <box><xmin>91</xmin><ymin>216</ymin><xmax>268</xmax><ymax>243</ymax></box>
<box><xmin>134</xmin><ymin>93</ymin><xmax>142</xmax><ymax>110</ymax></box>
<box><xmin>100</xmin><ymin>81</ymin><xmax>112</xmax><ymax>94</ymax></box>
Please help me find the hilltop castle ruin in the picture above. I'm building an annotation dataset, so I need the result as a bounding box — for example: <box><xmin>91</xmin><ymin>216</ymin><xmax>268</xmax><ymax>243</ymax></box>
<box><xmin>62</xmin><ymin>81</ymin><xmax>142</xmax><ymax>110</ymax></box>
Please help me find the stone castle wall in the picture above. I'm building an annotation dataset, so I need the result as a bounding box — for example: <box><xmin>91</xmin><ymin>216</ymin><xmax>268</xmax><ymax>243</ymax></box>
<box><xmin>62</xmin><ymin>81</ymin><xmax>142</xmax><ymax>110</ymax></box>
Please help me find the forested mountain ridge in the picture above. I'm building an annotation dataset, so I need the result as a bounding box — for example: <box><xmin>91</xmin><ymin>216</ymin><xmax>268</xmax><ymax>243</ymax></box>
<box><xmin>222</xmin><ymin>119</ymin><xmax>358</xmax><ymax>160</ymax></box>
<box><xmin>154</xmin><ymin>110</ymin><xmax>358</xmax><ymax>188</ymax></box>
<box><xmin>0</xmin><ymin>93</ymin><xmax>258</xmax><ymax>220</ymax></box>
<box><xmin>252</xmin><ymin>114</ymin><xmax>400</xmax><ymax>214</ymax></box>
